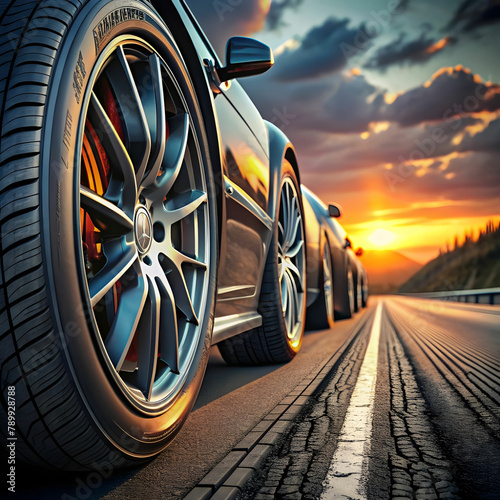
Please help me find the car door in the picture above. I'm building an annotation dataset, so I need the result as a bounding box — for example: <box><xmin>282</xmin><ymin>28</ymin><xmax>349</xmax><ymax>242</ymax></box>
<box><xmin>213</xmin><ymin>81</ymin><xmax>273</xmax><ymax>317</ymax></box>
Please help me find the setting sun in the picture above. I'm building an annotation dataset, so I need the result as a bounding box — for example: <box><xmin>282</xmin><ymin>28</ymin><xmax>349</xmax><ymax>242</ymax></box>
<box><xmin>367</xmin><ymin>228</ymin><xmax>397</xmax><ymax>248</ymax></box>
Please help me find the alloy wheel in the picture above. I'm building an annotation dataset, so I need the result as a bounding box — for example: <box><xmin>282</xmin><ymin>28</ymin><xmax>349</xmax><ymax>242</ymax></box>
<box><xmin>278</xmin><ymin>178</ymin><xmax>306</xmax><ymax>346</ymax></box>
<box><xmin>79</xmin><ymin>40</ymin><xmax>211</xmax><ymax>410</ymax></box>
<box><xmin>323</xmin><ymin>242</ymin><xmax>334</xmax><ymax>321</ymax></box>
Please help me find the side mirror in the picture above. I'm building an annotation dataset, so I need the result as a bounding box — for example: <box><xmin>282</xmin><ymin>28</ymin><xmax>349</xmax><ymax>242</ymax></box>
<box><xmin>218</xmin><ymin>37</ymin><xmax>274</xmax><ymax>82</ymax></box>
<box><xmin>355</xmin><ymin>248</ymin><xmax>364</xmax><ymax>257</ymax></box>
<box><xmin>344</xmin><ymin>238</ymin><xmax>352</xmax><ymax>249</ymax></box>
<box><xmin>328</xmin><ymin>203</ymin><xmax>342</xmax><ymax>218</ymax></box>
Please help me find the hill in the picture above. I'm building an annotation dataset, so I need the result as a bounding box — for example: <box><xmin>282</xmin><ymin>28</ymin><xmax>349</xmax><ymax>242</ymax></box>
<box><xmin>399</xmin><ymin>221</ymin><xmax>500</xmax><ymax>293</ymax></box>
<box><xmin>361</xmin><ymin>250</ymin><xmax>423</xmax><ymax>294</ymax></box>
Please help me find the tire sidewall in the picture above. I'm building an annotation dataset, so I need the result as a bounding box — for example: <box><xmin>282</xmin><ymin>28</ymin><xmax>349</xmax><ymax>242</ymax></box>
<box><xmin>362</xmin><ymin>279</ymin><xmax>368</xmax><ymax>308</ymax></box>
<box><xmin>40</xmin><ymin>0</ymin><xmax>217</xmax><ymax>459</ymax></box>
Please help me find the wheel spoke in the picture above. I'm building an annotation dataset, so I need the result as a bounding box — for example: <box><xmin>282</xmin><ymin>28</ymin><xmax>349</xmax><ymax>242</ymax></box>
<box><xmin>88</xmin><ymin>241</ymin><xmax>137</xmax><ymax>307</ymax></box>
<box><xmin>165</xmin><ymin>190</ymin><xmax>207</xmax><ymax>225</ymax></box>
<box><xmin>281</xmin><ymin>274</ymin><xmax>288</xmax><ymax>312</ymax></box>
<box><xmin>285</xmin><ymin>273</ymin><xmax>294</xmax><ymax>330</ymax></box>
<box><xmin>279</xmin><ymin>259</ymin><xmax>286</xmax><ymax>282</ymax></box>
<box><xmin>281</xmin><ymin>190</ymin><xmax>288</xmax><ymax>243</ymax></box>
<box><xmin>284</xmin><ymin>197</ymin><xmax>297</xmax><ymax>251</ymax></box>
<box><xmin>155</xmin><ymin>275</ymin><xmax>179</xmax><ymax>374</ymax></box>
<box><xmin>80</xmin><ymin>186</ymin><xmax>133</xmax><ymax>236</ymax></box>
<box><xmin>141</xmin><ymin>54</ymin><xmax>167</xmax><ymax>188</ymax></box>
<box><xmin>285</xmin><ymin>185</ymin><xmax>294</xmax><ymax>241</ymax></box>
<box><xmin>88</xmin><ymin>93</ymin><xmax>137</xmax><ymax>213</ymax></box>
<box><xmin>278</xmin><ymin>222</ymin><xmax>285</xmax><ymax>250</ymax></box>
<box><xmin>147</xmin><ymin>113</ymin><xmax>190</xmax><ymax>200</ymax></box>
<box><xmin>289</xmin><ymin>274</ymin><xmax>300</xmax><ymax>325</ymax></box>
<box><xmin>136</xmin><ymin>276</ymin><xmax>160</xmax><ymax>400</ymax></box>
<box><xmin>106</xmin><ymin>45</ymin><xmax>151</xmax><ymax>184</ymax></box>
<box><xmin>170</xmin><ymin>248</ymin><xmax>207</xmax><ymax>271</ymax></box>
<box><xmin>286</xmin><ymin>239</ymin><xmax>304</xmax><ymax>259</ymax></box>
<box><xmin>286</xmin><ymin>260</ymin><xmax>304</xmax><ymax>293</ymax></box>
<box><xmin>105</xmin><ymin>274</ymin><xmax>148</xmax><ymax>370</ymax></box>
<box><xmin>287</xmin><ymin>208</ymin><xmax>301</xmax><ymax>251</ymax></box>
<box><xmin>161</xmin><ymin>254</ymin><xmax>199</xmax><ymax>325</ymax></box>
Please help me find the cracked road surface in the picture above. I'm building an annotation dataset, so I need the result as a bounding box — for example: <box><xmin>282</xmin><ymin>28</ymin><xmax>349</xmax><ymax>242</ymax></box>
<box><xmin>9</xmin><ymin>297</ymin><xmax>500</xmax><ymax>499</ymax></box>
<box><xmin>242</xmin><ymin>297</ymin><xmax>500</xmax><ymax>500</ymax></box>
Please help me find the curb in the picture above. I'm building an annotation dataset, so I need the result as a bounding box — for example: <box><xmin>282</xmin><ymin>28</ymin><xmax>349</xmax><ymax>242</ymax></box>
<box><xmin>184</xmin><ymin>311</ymin><xmax>371</xmax><ymax>500</ymax></box>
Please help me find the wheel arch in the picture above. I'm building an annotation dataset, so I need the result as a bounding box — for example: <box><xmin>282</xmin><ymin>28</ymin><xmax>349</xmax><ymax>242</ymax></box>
<box><xmin>265</xmin><ymin>121</ymin><xmax>302</xmax><ymax>220</ymax></box>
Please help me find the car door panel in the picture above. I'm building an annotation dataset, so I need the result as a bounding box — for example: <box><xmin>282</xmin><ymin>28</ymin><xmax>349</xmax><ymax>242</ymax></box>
<box><xmin>213</xmin><ymin>85</ymin><xmax>272</xmax><ymax>316</ymax></box>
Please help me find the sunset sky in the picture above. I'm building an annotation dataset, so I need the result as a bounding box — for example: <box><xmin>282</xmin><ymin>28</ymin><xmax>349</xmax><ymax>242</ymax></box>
<box><xmin>186</xmin><ymin>0</ymin><xmax>500</xmax><ymax>263</ymax></box>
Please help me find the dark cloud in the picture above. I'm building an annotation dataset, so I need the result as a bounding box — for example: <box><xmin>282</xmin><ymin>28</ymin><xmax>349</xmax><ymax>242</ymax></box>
<box><xmin>446</xmin><ymin>0</ymin><xmax>500</xmax><ymax>32</ymax></box>
<box><xmin>271</xmin><ymin>17</ymin><xmax>375</xmax><ymax>81</ymax></box>
<box><xmin>294</xmin><ymin>116</ymin><xmax>478</xmax><ymax>175</ymax></box>
<box><xmin>460</xmin><ymin>116</ymin><xmax>500</xmax><ymax>152</ymax></box>
<box><xmin>243</xmin><ymin>70</ymin><xmax>384</xmax><ymax>135</ymax></box>
<box><xmin>365</xmin><ymin>33</ymin><xmax>455</xmax><ymax>70</ymax></box>
<box><xmin>404</xmin><ymin>151</ymin><xmax>500</xmax><ymax>202</ymax></box>
<box><xmin>184</xmin><ymin>0</ymin><xmax>270</xmax><ymax>57</ymax></box>
<box><xmin>383</xmin><ymin>67</ymin><xmax>500</xmax><ymax>126</ymax></box>
<box><xmin>315</xmin><ymin>76</ymin><xmax>385</xmax><ymax>133</ymax></box>
<box><xmin>266</xmin><ymin>0</ymin><xmax>304</xmax><ymax>31</ymax></box>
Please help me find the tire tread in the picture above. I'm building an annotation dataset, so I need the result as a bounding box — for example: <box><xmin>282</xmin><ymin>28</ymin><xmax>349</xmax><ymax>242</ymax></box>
<box><xmin>0</xmin><ymin>0</ymin><xmax>130</xmax><ymax>471</ymax></box>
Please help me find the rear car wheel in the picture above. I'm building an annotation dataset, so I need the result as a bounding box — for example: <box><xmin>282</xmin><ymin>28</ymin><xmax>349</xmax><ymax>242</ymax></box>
<box><xmin>218</xmin><ymin>161</ymin><xmax>306</xmax><ymax>364</ymax></box>
<box><xmin>0</xmin><ymin>0</ymin><xmax>217</xmax><ymax>470</ymax></box>
<box><xmin>335</xmin><ymin>265</ymin><xmax>355</xmax><ymax>319</ymax></box>
<box><xmin>306</xmin><ymin>237</ymin><xmax>334</xmax><ymax>330</ymax></box>
<box><xmin>355</xmin><ymin>273</ymin><xmax>363</xmax><ymax>312</ymax></box>
<box><xmin>361</xmin><ymin>278</ymin><xmax>368</xmax><ymax>308</ymax></box>
<box><xmin>347</xmin><ymin>267</ymin><xmax>356</xmax><ymax>317</ymax></box>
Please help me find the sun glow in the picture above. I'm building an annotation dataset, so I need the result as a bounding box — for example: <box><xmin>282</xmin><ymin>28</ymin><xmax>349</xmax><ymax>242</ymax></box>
<box><xmin>367</xmin><ymin>228</ymin><xmax>397</xmax><ymax>248</ymax></box>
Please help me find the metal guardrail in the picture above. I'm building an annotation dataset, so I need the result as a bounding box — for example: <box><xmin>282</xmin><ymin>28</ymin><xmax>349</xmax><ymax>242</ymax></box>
<box><xmin>403</xmin><ymin>287</ymin><xmax>500</xmax><ymax>305</ymax></box>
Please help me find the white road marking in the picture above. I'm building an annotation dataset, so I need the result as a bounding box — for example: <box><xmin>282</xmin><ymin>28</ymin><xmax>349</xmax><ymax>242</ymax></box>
<box><xmin>321</xmin><ymin>301</ymin><xmax>383</xmax><ymax>500</ymax></box>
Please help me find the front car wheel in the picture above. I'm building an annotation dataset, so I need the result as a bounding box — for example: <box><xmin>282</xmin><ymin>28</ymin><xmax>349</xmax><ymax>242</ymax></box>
<box><xmin>0</xmin><ymin>0</ymin><xmax>217</xmax><ymax>470</ymax></box>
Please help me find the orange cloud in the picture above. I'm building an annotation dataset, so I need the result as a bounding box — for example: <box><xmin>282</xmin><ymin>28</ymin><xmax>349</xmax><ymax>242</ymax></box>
<box><xmin>425</xmin><ymin>36</ymin><xmax>451</xmax><ymax>54</ymax></box>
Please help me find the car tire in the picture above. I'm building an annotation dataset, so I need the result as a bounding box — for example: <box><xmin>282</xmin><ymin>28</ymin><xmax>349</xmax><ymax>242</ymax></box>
<box><xmin>306</xmin><ymin>236</ymin><xmax>334</xmax><ymax>330</ymax></box>
<box><xmin>335</xmin><ymin>264</ymin><xmax>355</xmax><ymax>319</ymax></box>
<box><xmin>361</xmin><ymin>278</ymin><xmax>368</xmax><ymax>308</ymax></box>
<box><xmin>355</xmin><ymin>273</ymin><xmax>363</xmax><ymax>312</ymax></box>
<box><xmin>218</xmin><ymin>160</ymin><xmax>306</xmax><ymax>365</ymax></box>
<box><xmin>0</xmin><ymin>0</ymin><xmax>217</xmax><ymax>470</ymax></box>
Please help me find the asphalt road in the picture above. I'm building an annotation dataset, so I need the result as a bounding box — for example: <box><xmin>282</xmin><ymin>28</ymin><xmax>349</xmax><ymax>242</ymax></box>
<box><xmin>244</xmin><ymin>297</ymin><xmax>500</xmax><ymax>500</ymax></box>
<box><xmin>9</xmin><ymin>297</ymin><xmax>500</xmax><ymax>499</ymax></box>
